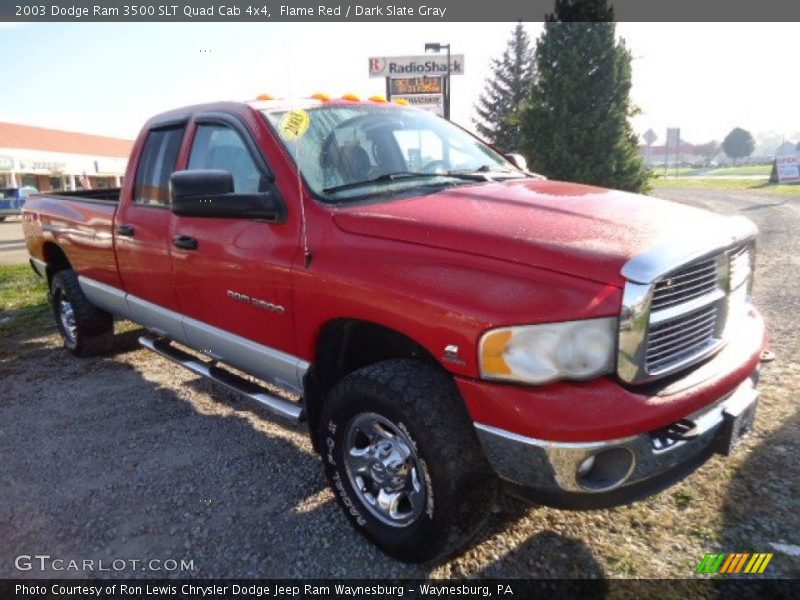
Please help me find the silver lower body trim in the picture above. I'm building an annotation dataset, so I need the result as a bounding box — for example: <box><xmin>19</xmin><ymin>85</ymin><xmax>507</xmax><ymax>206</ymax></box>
<box><xmin>79</xmin><ymin>276</ymin><xmax>133</xmax><ymax>320</ymax></box>
<box><xmin>475</xmin><ymin>376</ymin><xmax>758</xmax><ymax>495</ymax></box>
<box><xmin>77</xmin><ymin>276</ymin><xmax>309</xmax><ymax>394</ymax></box>
<box><xmin>127</xmin><ymin>295</ymin><xmax>188</xmax><ymax>343</ymax></box>
<box><xmin>30</xmin><ymin>257</ymin><xmax>48</xmax><ymax>279</ymax></box>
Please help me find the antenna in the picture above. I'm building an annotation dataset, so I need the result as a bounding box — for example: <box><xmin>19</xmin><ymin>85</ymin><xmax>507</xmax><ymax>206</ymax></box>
<box><xmin>284</xmin><ymin>43</ymin><xmax>312</xmax><ymax>268</ymax></box>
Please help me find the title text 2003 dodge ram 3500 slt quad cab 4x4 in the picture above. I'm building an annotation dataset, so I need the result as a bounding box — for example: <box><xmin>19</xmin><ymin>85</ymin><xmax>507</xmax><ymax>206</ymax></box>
<box><xmin>23</xmin><ymin>97</ymin><xmax>766</xmax><ymax>562</ymax></box>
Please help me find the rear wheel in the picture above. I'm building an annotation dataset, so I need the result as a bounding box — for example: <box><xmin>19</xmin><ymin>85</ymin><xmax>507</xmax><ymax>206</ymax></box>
<box><xmin>50</xmin><ymin>269</ymin><xmax>114</xmax><ymax>356</ymax></box>
<box><xmin>318</xmin><ymin>359</ymin><xmax>496</xmax><ymax>562</ymax></box>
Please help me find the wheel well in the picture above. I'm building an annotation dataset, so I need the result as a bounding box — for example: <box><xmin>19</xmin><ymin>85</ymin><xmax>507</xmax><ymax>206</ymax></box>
<box><xmin>42</xmin><ymin>243</ymin><xmax>71</xmax><ymax>284</ymax></box>
<box><xmin>304</xmin><ymin>319</ymin><xmax>441</xmax><ymax>446</ymax></box>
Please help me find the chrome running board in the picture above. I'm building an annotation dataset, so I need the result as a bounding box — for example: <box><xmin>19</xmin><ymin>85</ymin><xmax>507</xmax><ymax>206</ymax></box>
<box><xmin>139</xmin><ymin>335</ymin><xmax>304</xmax><ymax>422</ymax></box>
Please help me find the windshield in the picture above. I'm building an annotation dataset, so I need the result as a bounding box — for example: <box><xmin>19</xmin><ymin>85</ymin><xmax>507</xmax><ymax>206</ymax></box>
<box><xmin>261</xmin><ymin>103</ymin><xmax>520</xmax><ymax>201</ymax></box>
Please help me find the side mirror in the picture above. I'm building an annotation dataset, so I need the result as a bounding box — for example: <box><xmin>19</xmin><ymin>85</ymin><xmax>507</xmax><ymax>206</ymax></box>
<box><xmin>169</xmin><ymin>170</ymin><xmax>285</xmax><ymax>222</ymax></box>
<box><xmin>171</xmin><ymin>169</ymin><xmax>233</xmax><ymax>199</ymax></box>
<box><xmin>505</xmin><ymin>153</ymin><xmax>528</xmax><ymax>172</ymax></box>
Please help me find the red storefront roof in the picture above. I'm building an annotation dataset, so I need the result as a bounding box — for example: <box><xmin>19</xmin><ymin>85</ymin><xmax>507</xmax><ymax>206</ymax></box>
<box><xmin>0</xmin><ymin>122</ymin><xmax>133</xmax><ymax>158</ymax></box>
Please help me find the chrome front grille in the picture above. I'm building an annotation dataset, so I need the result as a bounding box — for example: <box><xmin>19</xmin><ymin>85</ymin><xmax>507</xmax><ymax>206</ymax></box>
<box><xmin>728</xmin><ymin>244</ymin><xmax>752</xmax><ymax>290</ymax></box>
<box><xmin>650</xmin><ymin>256</ymin><xmax>719</xmax><ymax>311</ymax></box>
<box><xmin>617</xmin><ymin>217</ymin><xmax>757</xmax><ymax>385</ymax></box>
<box><xmin>643</xmin><ymin>253</ymin><xmax>726</xmax><ymax>376</ymax></box>
<box><xmin>646</xmin><ymin>303</ymin><xmax>718</xmax><ymax>374</ymax></box>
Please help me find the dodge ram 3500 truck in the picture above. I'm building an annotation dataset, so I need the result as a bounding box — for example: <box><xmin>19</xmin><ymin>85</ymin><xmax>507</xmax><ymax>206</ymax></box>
<box><xmin>23</xmin><ymin>98</ymin><xmax>766</xmax><ymax>562</ymax></box>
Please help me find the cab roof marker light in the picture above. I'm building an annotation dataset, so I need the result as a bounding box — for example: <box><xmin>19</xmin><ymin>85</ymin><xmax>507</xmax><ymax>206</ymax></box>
<box><xmin>341</xmin><ymin>93</ymin><xmax>361</xmax><ymax>101</ymax></box>
<box><xmin>256</xmin><ymin>93</ymin><xmax>275</xmax><ymax>101</ymax></box>
<box><xmin>394</xmin><ymin>99</ymin><xmax>409</xmax><ymax>105</ymax></box>
<box><xmin>310</xmin><ymin>93</ymin><xmax>330</xmax><ymax>101</ymax></box>
<box><xmin>369</xmin><ymin>95</ymin><xmax>387</xmax><ymax>103</ymax></box>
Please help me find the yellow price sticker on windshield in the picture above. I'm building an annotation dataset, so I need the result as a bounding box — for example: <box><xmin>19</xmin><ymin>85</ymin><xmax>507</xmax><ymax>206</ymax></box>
<box><xmin>279</xmin><ymin>109</ymin><xmax>310</xmax><ymax>141</ymax></box>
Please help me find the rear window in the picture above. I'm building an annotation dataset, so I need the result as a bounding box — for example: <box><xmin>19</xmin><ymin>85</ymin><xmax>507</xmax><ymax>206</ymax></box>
<box><xmin>1</xmin><ymin>189</ymin><xmax>19</xmax><ymax>199</ymax></box>
<box><xmin>133</xmin><ymin>126</ymin><xmax>185</xmax><ymax>206</ymax></box>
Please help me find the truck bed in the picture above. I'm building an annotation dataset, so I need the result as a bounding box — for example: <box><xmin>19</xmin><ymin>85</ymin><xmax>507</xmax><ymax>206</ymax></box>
<box><xmin>39</xmin><ymin>188</ymin><xmax>121</xmax><ymax>204</ymax></box>
<box><xmin>22</xmin><ymin>189</ymin><xmax>123</xmax><ymax>288</ymax></box>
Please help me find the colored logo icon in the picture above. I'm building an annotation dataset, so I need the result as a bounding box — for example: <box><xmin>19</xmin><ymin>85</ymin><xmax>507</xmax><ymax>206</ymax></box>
<box><xmin>696</xmin><ymin>552</ymin><xmax>773</xmax><ymax>574</ymax></box>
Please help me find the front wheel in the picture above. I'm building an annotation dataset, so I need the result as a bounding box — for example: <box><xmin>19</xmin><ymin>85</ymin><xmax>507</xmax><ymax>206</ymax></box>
<box><xmin>50</xmin><ymin>269</ymin><xmax>114</xmax><ymax>356</ymax></box>
<box><xmin>318</xmin><ymin>359</ymin><xmax>497</xmax><ymax>562</ymax></box>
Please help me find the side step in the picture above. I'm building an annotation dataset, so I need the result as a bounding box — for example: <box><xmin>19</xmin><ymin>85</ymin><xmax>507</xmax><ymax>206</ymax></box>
<box><xmin>139</xmin><ymin>336</ymin><xmax>304</xmax><ymax>422</ymax></box>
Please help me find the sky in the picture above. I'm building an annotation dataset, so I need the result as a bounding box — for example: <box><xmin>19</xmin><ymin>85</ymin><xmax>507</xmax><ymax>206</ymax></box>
<box><xmin>1</xmin><ymin>21</ymin><xmax>798</xmax><ymax>150</ymax></box>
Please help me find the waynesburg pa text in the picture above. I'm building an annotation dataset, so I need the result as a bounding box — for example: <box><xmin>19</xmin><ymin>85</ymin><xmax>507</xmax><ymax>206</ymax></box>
<box><xmin>17</xmin><ymin>583</ymin><xmax>507</xmax><ymax>597</ymax></box>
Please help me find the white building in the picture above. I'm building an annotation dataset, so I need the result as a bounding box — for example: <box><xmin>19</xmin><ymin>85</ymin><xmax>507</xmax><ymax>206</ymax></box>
<box><xmin>0</xmin><ymin>122</ymin><xmax>132</xmax><ymax>191</ymax></box>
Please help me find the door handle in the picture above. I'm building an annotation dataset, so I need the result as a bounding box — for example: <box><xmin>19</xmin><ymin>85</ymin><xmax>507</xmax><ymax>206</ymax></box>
<box><xmin>172</xmin><ymin>234</ymin><xmax>198</xmax><ymax>250</ymax></box>
<box><xmin>115</xmin><ymin>224</ymin><xmax>135</xmax><ymax>237</ymax></box>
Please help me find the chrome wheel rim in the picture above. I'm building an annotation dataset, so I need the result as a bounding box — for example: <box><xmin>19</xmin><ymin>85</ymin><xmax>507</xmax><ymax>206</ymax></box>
<box><xmin>343</xmin><ymin>412</ymin><xmax>426</xmax><ymax>528</ymax></box>
<box><xmin>58</xmin><ymin>297</ymin><xmax>77</xmax><ymax>345</ymax></box>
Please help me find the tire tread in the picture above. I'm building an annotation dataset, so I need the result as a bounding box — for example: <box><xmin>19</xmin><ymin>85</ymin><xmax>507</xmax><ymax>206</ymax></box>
<box><xmin>319</xmin><ymin>359</ymin><xmax>496</xmax><ymax>562</ymax></box>
<box><xmin>51</xmin><ymin>269</ymin><xmax>114</xmax><ymax>356</ymax></box>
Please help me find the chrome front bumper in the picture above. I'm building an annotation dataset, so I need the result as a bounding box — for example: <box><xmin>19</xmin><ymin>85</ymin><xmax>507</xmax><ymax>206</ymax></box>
<box><xmin>475</xmin><ymin>375</ymin><xmax>758</xmax><ymax>506</ymax></box>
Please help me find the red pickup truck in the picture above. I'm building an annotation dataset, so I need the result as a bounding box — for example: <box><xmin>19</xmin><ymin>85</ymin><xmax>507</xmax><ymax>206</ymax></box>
<box><xmin>22</xmin><ymin>97</ymin><xmax>765</xmax><ymax>562</ymax></box>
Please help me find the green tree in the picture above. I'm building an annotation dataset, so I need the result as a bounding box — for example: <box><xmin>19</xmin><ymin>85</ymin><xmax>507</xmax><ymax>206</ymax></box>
<box><xmin>722</xmin><ymin>127</ymin><xmax>755</xmax><ymax>163</ymax></box>
<box><xmin>474</xmin><ymin>23</ymin><xmax>535</xmax><ymax>152</ymax></box>
<box><xmin>519</xmin><ymin>0</ymin><xmax>649</xmax><ymax>192</ymax></box>
<box><xmin>694</xmin><ymin>140</ymin><xmax>720</xmax><ymax>164</ymax></box>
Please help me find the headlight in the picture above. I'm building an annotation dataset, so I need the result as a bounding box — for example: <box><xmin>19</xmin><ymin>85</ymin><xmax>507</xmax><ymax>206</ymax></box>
<box><xmin>479</xmin><ymin>318</ymin><xmax>618</xmax><ymax>385</ymax></box>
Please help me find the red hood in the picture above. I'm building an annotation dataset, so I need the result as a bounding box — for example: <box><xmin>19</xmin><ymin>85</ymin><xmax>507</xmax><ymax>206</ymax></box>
<box><xmin>332</xmin><ymin>179</ymin><xmax>731</xmax><ymax>286</ymax></box>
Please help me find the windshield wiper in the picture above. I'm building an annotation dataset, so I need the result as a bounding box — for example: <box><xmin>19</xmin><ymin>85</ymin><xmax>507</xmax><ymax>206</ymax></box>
<box><xmin>322</xmin><ymin>171</ymin><xmax>483</xmax><ymax>194</ymax></box>
<box><xmin>447</xmin><ymin>164</ymin><xmax>522</xmax><ymax>176</ymax></box>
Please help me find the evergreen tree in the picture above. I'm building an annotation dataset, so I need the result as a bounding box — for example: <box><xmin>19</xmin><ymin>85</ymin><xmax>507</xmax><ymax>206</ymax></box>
<box><xmin>519</xmin><ymin>0</ymin><xmax>649</xmax><ymax>192</ymax></box>
<box><xmin>474</xmin><ymin>23</ymin><xmax>535</xmax><ymax>152</ymax></box>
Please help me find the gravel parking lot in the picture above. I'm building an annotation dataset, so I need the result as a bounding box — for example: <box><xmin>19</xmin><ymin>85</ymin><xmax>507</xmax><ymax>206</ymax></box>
<box><xmin>1</xmin><ymin>188</ymin><xmax>798</xmax><ymax>579</ymax></box>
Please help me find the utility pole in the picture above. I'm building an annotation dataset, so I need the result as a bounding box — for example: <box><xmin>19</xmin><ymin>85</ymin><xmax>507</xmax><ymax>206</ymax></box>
<box><xmin>425</xmin><ymin>42</ymin><xmax>451</xmax><ymax>120</ymax></box>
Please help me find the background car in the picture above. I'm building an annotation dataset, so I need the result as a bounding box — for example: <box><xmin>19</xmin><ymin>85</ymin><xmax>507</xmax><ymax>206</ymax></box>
<box><xmin>0</xmin><ymin>186</ymin><xmax>39</xmax><ymax>221</ymax></box>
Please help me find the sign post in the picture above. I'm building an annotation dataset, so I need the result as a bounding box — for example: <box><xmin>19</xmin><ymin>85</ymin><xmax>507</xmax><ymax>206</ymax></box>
<box><xmin>666</xmin><ymin>127</ymin><xmax>680</xmax><ymax>175</ymax></box>
<box><xmin>643</xmin><ymin>129</ymin><xmax>657</xmax><ymax>167</ymax></box>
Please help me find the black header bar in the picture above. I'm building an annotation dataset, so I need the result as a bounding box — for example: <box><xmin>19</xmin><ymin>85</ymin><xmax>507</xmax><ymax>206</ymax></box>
<box><xmin>3</xmin><ymin>1</ymin><xmax>800</xmax><ymax>22</ymax></box>
<box><xmin>1</xmin><ymin>578</ymin><xmax>798</xmax><ymax>599</ymax></box>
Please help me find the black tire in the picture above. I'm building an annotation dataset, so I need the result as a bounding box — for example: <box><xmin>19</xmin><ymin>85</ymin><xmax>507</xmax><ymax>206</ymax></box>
<box><xmin>318</xmin><ymin>359</ymin><xmax>497</xmax><ymax>563</ymax></box>
<box><xmin>0</xmin><ymin>216</ymin><xmax>6</xmax><ymax>222</ymax></box>
<box><xmin>50</xmin><ymin>269</ymin><xmax>114</xmax><ymax>356</ymax></box>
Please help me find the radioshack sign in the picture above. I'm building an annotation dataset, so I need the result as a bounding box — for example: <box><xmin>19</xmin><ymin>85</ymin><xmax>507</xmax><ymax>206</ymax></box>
<box><xmin>368</xmin><ymin>55</ymin><xmax>465</xmax><ymax>78</ymax></box>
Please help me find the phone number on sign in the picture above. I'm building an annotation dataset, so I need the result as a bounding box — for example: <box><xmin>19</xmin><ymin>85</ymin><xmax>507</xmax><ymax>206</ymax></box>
<box><xmin>15</xmin><ymin>5</ymin><xmax>271</xmax><ymax>18</ymax></box>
